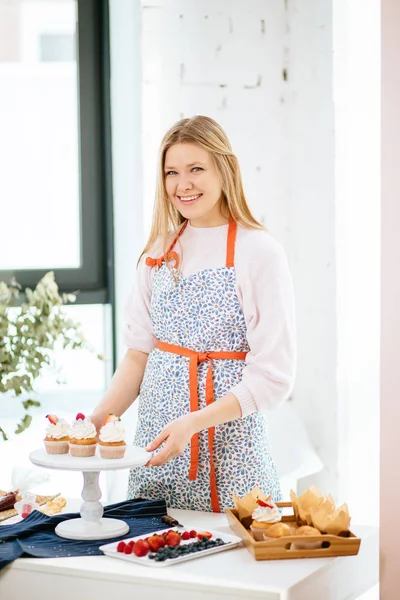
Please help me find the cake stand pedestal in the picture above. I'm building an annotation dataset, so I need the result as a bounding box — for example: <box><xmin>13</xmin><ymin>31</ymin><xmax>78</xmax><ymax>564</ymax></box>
<box><xmin>29</xmin><ymin>446</ymin><xmax>151</xmax><ymax>541</ymax></box>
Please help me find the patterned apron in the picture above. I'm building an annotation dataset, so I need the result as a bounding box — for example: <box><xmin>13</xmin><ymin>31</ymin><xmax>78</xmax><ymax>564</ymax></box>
<box><xmin>127</xmin><ymin>218</ymin><xmax>282</xmax><ymax>512</ymax></box>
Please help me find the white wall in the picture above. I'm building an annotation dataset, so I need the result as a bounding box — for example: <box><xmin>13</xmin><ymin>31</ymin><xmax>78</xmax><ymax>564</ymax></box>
<box><xmin>285</xmin><ymin>0</ymin><xmax>338</xmax><ymax>497</ymax></box>
<box><xmin>333</xmin><ymin>0</ymin><xmax>380</xmax><ymax>527</ymax></box>
<box><xmin>141</xmin><ymin>0</ymin><xmax>289</xmax><ymax>237</ymax></box>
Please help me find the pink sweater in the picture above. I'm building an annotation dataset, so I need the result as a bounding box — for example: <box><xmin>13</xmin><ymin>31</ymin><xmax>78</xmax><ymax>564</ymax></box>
<box><xmin>124</xmin><ymin>221</ymin><xmax>296</xmax><ymax>417</ymax></box>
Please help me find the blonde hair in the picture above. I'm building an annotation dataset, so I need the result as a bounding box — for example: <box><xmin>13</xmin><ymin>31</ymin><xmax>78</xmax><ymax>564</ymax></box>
<box><xmin>139</xmin><ymin>115</ymin><xmax>263</xmax><ymax>263</ymax></box>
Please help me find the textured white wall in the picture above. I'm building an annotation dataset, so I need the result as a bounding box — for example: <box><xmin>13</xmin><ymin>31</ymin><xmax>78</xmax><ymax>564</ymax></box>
<box><xmin>141</xmin><ymin>0</ymin><xmax>290</xmax><ymax>241</ymax></box>
<box><xmin>140</xmin><ymin>0</ymin><xmax>338</xmax><ymax>495</ymax></box>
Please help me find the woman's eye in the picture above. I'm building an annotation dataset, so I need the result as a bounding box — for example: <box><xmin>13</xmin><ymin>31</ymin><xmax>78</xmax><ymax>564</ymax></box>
<box><xmin>165</xmin><ymin>171</ymin><xmax>177</xmax><ymax>176</ymax></box>
<box><xmin>192</xmin><ymin>167</ymin><xmax>203</xmax><ymax>172</ymax></box>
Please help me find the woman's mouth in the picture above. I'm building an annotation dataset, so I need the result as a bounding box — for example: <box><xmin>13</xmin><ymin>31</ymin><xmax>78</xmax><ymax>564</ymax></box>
<box><xmin>177</xmin><ymin>193</ymin><xmax>203</xmax><ymax>205</ymax></box>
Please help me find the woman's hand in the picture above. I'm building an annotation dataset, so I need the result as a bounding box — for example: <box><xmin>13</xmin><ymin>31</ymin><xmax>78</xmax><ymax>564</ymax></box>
<box><xmin>145</xmin><ymin>413</ymin><xmax>199</xmax><ymax>467</ymax></box>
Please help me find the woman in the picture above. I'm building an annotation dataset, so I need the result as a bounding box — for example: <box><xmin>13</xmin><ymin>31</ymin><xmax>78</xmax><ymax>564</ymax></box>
<box><xmin>91</xmin><ymin>115</ymin><xmax>296</xmax><ymax>512</ymax></box>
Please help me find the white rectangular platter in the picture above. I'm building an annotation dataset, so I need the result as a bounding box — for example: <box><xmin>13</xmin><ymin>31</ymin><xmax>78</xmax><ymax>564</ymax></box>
<box><xmin>99</xmin><ymin>528</ymin><xmax>243</xmax><ymax>568</ymax></box>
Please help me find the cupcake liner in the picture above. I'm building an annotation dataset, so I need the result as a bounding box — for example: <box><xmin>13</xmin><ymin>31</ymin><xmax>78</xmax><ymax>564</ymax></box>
<box><xmin>250</xmin><ymin>525</ymin><xmax>268</xmax><ymax>541</ymax></box>
<box><xmin>69</xmin><ymin>442</ymin><xmax>97</xmax><ymax>457</ymax></box>
<box><xmin>99</xmin><ymin>444</ymin><xmax>126</xmax><ymax>459</ymax></box>
<box><xmin>44</xmin><ymin>440</ymin><xmax>69</xmax><ymax>455</ymax></box>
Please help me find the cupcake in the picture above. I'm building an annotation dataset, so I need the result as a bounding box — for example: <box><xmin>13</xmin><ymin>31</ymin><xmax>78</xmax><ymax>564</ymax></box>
<box><xmin>44</xmin><ymin>414</ymin><xmax>70</xmax><ymax>454</ymax></box>
<box><xmin>68</xmin><ymin>413</ymin><xmax>97</xmax><ymax>457</ymax></box>
<box><xmin>250</xmin><ymin>499</ymin><xmax>282</xmax><ymax>541</ymax></box>
<box><xmin>98</xmin><ymin>414</ymin><xmax>126</xmax><ymax>459</ymax></box>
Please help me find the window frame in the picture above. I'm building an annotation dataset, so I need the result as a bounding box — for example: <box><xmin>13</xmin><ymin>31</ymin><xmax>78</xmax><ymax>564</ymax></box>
<box><xmin>0</xmin><ymin>0</ymin><xmax>114</xmax><ymax>307</ymax></box>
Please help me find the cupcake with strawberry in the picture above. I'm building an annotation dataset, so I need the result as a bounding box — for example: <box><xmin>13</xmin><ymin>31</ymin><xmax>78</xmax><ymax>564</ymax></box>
<box><xmin>44</xmin><ymin>414</ymin><xmax>70</xmax><ymax>454</ymax></box>
<box><xmin>250</xmin><ymin>498</ymin><xmax>282</xmax><ymax>541</ymax></box>
<box><xmin>68</xmin><ymin>413</ymin><xmax>97</xmax><ymax>457</ymax></box>
<box><xmin>98</xmin><ymin>414</ymin><xmax>126</xmax><ymax>459</ymax></box>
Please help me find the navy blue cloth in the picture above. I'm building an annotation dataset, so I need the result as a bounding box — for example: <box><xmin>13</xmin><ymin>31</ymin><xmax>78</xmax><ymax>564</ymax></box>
<box><xmin>0</xmin><ymin>498</ymin><xmax>168</xmax><ymax>571</ymax></box>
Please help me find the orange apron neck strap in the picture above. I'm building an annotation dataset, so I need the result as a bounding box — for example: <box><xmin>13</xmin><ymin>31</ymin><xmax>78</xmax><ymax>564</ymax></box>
<box><xmin>226</xmin><ymin>217</ymin><xmax>237</xmax><ymax>268</ymax></box>
<box><xmin>166</xmin><ymin>219</ymin><xmax>189</xmax><ymax>255</ymax></box>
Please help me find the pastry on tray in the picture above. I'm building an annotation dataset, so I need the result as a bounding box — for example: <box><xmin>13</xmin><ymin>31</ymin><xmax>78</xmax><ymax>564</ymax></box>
<box><xmin>0</xmin><ymin>490</ymin><xmax>18</xmax><ymax>512</ymax></box>
<box><xmin>250</xmin><ymin>498</ymin><xmax>282</xmax><ymax>541</ymax></box>
<box><xmin>263</xmin><ymin>522</ymin><xmax>294</xmax><ymax>540</ymax></box>
<box><xmin>68</xmin><ymin>413</ymin><xmax>97</xmax><ymax>456</ymax></box>
<box><xmin>290</xmin><ymin>486</ymin><xmax>351</xmax><ymax>536</ymax></box>
<box><xmin>44</xmin><ymin>414</ymin><xmax>70</xmax><ymax>454</ymax></box>
<box><xmin>233</xmin><ymin>485</ymin><xmax>273</xmax><ymax>529</ymax></box>
<box><xmin>98</xmin><ymin>414</ymin><xmax>126</xmax><ymax>459</ymax></box>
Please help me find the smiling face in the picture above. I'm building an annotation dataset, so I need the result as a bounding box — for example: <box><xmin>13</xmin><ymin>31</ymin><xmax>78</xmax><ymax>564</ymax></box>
<box><xmin>164</xmin><ymin>143</ymin><xmax>227</xmax><ymax>227</ymax></box>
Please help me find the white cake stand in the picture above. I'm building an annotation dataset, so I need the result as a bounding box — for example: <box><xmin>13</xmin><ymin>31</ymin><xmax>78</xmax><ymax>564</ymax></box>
<box><xmin>29</xmin><ymin>446</ymin><xmax>151</xmax><ymax>541</ymax></box>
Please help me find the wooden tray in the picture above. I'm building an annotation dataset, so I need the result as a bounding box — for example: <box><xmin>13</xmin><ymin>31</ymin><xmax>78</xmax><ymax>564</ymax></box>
<box><xmin>226</xmin><ymin>501</ymin><xmax>361</xmax><ymax>560</ymax></box>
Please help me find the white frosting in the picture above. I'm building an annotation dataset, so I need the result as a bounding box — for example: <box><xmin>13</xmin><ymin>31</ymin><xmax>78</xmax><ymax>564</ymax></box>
<box><xmin>45</xmin><ymin>418</ymin><xmax>69</xmax><ymax>440</ymax></box>
<box><xmin>99</xmin><ymin>421</ymin><xmax>125</xmax><ymax>443</ymax></box>
<box><xmin>69</xmin><ymin>417</ymin><xmax>97</xmax><ymax>440</ymax></box>
<box><xmin>252</xmin><ymin>503</ymin><xmax>281</xmax><ymax>524</ymax></box>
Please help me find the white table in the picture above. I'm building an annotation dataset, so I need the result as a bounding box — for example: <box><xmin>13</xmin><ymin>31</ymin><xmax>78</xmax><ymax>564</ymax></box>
<box><xmin>0</xmin><ymin>506</ymin><xmax>378</xmax><ymax>600</ymax></box>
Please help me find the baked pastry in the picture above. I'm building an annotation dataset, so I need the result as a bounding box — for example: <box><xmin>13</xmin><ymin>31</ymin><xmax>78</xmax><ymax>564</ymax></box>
<box><xmin>295</xmin><ymin>525</ymin><xmax>321</xmax><ymax>536</ymax></box>
<box><xmin>98</xmin><ymin>414</ymin><xmax>126</xmax><ymax>459</ymax></box>
<box><xmin>0</xmin><ymin>490</ymin><xmax>18</xmax><ymax>512</ymax></box>
<box><xmin>264</xmin><ymin>522</ymin><xmax>294</xmax><ymax>539</ymax></box>
<box><xmin>250</xmin><ymin>499</ymin><xmax>282</xmax><ymax>541</ymax></box>
<box><xmin>68</xmin><ymin>413</ymin><xmax>97</xmax><ymax>457</ymax></box>
<box><xmin>43</xmin><ymin>414</ymin><xmax>69</xmax><ymax>454</ymax></box>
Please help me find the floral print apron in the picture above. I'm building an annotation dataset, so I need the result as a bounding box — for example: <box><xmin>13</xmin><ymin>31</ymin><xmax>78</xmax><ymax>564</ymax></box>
<box><xmin>127</xmin><ymin>219</ymin><xmax>282</xmax><ymax>511</ymax></box>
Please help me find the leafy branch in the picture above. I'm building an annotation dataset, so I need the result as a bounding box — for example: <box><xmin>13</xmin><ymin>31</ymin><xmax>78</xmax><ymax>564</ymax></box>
<box><xmin>0</xmin><ymin>272</ymin><xmax>101</xmax><ymax>440</ymax></box>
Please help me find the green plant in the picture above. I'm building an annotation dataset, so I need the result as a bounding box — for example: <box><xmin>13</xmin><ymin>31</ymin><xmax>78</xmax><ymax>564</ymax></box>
<box><xmin>0</xmin><ymin>272</ymin><xmax>99</xmax><ymax>441</ymax></box>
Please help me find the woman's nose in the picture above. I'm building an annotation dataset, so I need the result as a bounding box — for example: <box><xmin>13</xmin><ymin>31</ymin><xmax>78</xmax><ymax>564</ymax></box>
<box><xmin>177</xmin><ymin>177</ymin><xmax>193</xmax><ymax>192</ymax></box>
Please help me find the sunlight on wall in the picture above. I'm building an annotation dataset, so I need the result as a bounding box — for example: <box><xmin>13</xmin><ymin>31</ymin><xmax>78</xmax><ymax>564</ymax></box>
<box><xmin>334</xmin><ymin>0</ymin><xmax>380</xmax><ymax>526</ymax></box>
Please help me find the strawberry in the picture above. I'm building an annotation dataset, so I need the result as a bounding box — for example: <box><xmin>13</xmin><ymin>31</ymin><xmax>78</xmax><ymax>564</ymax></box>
<box><xmin>45</xmin><ymin>414</ymin><xmax>58</xmax><ymax>425</ymax></box>
<box><xmin>257</xmin><ymin>499</ymin><xmax>274</xmax><ymax>508</ymax></box>
<box><xmin>189</xmin><ymin>529</ymin><xmax>197</xmax><ymax>538</ymax></box>
<box><xmin>104</xmin><ymin>414</ymin><xmax>120</xmax><ymax>424</ymax></box>
<box><xmin>117</xmin><ymin>541</ymin><xmax>126</xmax><ymax>553</ymax></box>
<box><xmin>123</xmin><ymin>544</ymin><xmax>132</xmax><ymax>554</ymax></box>
<box><xmin>181</xmin><ymin>531</ymin><xmax>190</xmax><ymax>540</ymax></box>
<box><xmin>22</xmin><ymin>504</ymin><xmax>32</xmax><ymax>516</ymax></box>
<box><xmin>196</xmin><ymin>531</ymin><xmax>212</xmax><ymax>540</ymax></box>
<box><xmin>76</xmin><ymin>412</ymin><xmax>85</xmax><ymax>420</ymax></box>
<box><xmin>147</xmin><ymin>535</ymin><xmax>166</xmax><ymax>552</ymax></box>
<box><xmin>127</xmin><ymin>540</ymin><xmax>135</xmax><ymax>548</ymax></box>
<box><xmin>165</xmin><ymin>531</ymin><xmax>181</xmax><ymax>547</ymax></box>
<box><xmin>132</xmin><ymin>540</ymin><xmax>150</xmax><ymax>557</ymax></box>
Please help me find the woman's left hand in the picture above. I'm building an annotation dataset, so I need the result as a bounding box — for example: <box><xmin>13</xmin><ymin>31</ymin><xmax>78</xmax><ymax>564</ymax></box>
<box><xmin>145</xmin><ymin>413</ymin><xmax>199</xmax><ymax>467</ymax></box>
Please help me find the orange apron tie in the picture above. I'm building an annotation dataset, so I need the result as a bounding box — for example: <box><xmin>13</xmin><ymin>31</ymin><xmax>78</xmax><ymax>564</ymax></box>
<box><xmin>146</xmin><ymin>220</ymin><xmax>188</xmax><ymax>270</ymax></box>
<box><xmin>145</xmin><ymin>250</ymin><xmax>179</xmax><ymax>269</ymax></box>
<box><xmin>157</xmin><ymin>340</ymin><xmax>247</xmax><ymax>513</ymax></box>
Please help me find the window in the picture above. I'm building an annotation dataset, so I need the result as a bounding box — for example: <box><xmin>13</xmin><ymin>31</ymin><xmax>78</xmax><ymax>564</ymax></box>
<box><xmin>0</xmin><ymin>0</ymin><xmax>113</xmax><ymax>306</ymax></box>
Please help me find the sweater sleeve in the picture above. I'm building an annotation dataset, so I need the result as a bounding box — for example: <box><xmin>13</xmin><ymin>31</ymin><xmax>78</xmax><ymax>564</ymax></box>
<box><xmin>123</xmin><ymin>257</ymin><xmax>157</xmax><ymax>354</ymax></box>
<box><xmin>230</xmin><ymin>230</ymin><xmax>297</xmax><ymax>417</ymax></box>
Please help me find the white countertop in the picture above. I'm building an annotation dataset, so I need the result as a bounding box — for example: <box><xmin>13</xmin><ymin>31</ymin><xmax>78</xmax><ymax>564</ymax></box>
<box><xmin>0</xmin><ymin>506</ymin><xmax>378</xmax><ymax>600</ymax></box>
